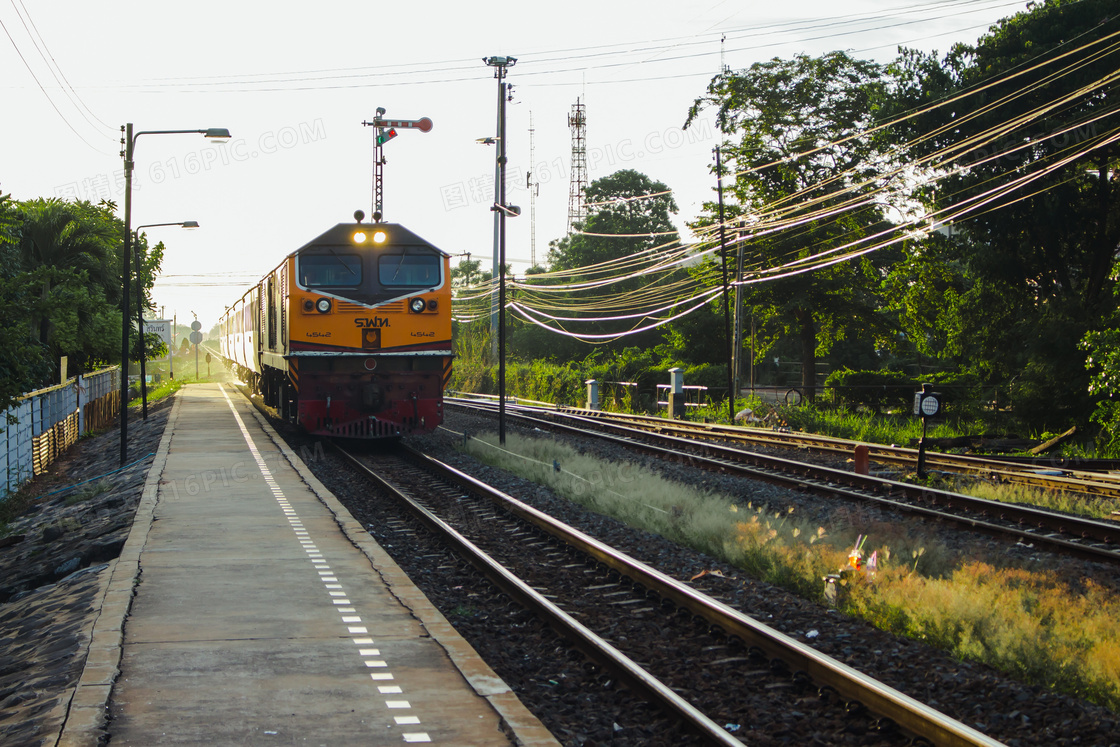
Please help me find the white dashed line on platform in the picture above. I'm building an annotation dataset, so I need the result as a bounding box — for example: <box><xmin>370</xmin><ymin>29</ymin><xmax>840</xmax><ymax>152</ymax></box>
<box><xmin>219</xmin><ymin>385</ymin><xmax>431</xmax><ymax>743</ymax></box>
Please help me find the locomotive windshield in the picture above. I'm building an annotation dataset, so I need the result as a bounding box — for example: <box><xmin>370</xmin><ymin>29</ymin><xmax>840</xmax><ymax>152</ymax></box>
<box><xmin>378</xmin><ymin>253</ymin><xmax>440</xmax><ymax>287</ymax></box>
<box><xmin>299</xmin><ymin>253</ymin><xmax>362</xmax><ymax>287</ymax></box>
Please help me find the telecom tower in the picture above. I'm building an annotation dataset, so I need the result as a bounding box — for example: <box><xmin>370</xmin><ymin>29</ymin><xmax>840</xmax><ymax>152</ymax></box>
<box><xmin>566</xmin><ymin>99</ymin><xmax>588</xmax><ymax>234</ymax></box>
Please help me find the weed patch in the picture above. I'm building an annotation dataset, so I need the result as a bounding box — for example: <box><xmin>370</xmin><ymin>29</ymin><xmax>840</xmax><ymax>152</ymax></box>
<box><xmin>64</xmin><ymin>480</ymin><xmax>111</xmax><ymax>506</ymax></box>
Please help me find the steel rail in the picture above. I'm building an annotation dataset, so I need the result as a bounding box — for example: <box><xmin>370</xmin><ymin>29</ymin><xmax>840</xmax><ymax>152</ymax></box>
<box><xmin>448</xmin><ymin>397</ymin><xmax>1120</xmax><ymax>496</ymax></box>
<box><xmin>352</xmin><ymin>442</ymin><xmax>1004</xmax><ymax>747</ymax></box>
<box><xmin>448</xmin><ymin>400</ymin><xmax>1120</xmax><ymax>564</ymax></box>
<box><xmin>331</xmin><ymin>444</ymin><xmax>745</xmax><ymax>747</ymax></box>
<box><xmin>558</xmin><ymin>407</ymin><xmax>1120</xmax><ymax>495</ymax></box>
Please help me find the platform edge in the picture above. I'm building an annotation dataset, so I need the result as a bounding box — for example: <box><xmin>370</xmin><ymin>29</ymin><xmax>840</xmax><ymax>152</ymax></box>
<box><xmin>242</xmin><ymin>394</ymin><xmax>561</xmax><ymax>747</ymax></box>
<box><xmin>55</xmin><ymin>394</ymin><xmax>182</xmax><ymax>747</ymax></box>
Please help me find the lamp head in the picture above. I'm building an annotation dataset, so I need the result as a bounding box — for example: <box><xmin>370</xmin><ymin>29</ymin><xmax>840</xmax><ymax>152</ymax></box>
<box><xmin>493</xmin><ymin>203</ymin><xmax>521</xmax><ymax>217</ymax></box>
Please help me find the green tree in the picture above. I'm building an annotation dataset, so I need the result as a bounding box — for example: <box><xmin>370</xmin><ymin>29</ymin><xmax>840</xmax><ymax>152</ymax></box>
<box><xmin>1081</xmin><ymin>252</ymin><xmax>1120</xmax><ymax>454</ymax></box>
<box><xmin>7</xmin><ymin>197</ymin><xmax>165</xmax><ymax>383</ymax></box>
<box><xmin>1082</xmin><ymin>322</ymin><xmax>1120</xmax><ymax>456</ymax></box>
<box><xmin>687</xmin><ymin>51</ymin><xmax>897</xmax><ymax>399</ymax></box>
<box><xmin>525</xmin><ymin>169</ymin><xmax>682</xmax><ymax>361</ymax></box>
<box><xmin>878</xmin><ymin>232</ymin><xmax>971</xmax><ymax>371</ymax></box>
<box><xmin>17</xmin><ymin>198</ymin><xmax>119</xmax><ymax>362</ymax></box>
<box><xmin>547</xmin><ymin>169</ymin><xmax>679</xmax><ymax>275</ymax></box>
<box><xmin>0</xmin><ymin>191</ymin><xmax>50</xmax><ymax>414</ymax></box>
<box><xmin>450</xmin><ymin>257</ymin><xmax>491</xmax><ymax>292</ymax></box>
<box><xmin>884</xmin><ymin>0</ymin><xmax>1120</xmax><ymax>425</ymax></box>
<box><xmin>130</xmin><ymin>231</ymin><xmax>167</xmax><ymax>361</ymax></box>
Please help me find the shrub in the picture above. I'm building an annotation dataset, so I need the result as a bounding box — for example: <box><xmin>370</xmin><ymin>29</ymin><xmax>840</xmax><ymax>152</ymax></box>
<box><xmin>825</xmin><ymin>369</ymin><xmax>916</xmax><ymax>411</ymax></box>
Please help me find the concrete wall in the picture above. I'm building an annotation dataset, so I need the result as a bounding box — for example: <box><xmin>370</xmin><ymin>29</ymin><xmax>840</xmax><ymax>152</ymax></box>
<box><xmin>1</xmin><ymin>367</ymin><xmax>120</xmax><ymax>500</ymax></box>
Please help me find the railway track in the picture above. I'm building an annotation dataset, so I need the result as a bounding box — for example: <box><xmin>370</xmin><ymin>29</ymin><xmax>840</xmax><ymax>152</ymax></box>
<box><xmin>331</xmin><ymin>441</ymin><xmax>1003</xmax><ymax>746</ymax></box>
<box><xmin>446</xmin><ymin>399</ymin><xmax>1120</xmax><ymax>566</ymax></box>
<box><xmin>447</xmin><ymin>397</ymin><xmax>1120</xmax><ymax>500</ymax></box>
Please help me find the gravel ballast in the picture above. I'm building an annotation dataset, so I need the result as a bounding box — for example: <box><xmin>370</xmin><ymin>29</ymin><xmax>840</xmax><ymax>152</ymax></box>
<box><xmin>376</xmin><ymin>408</ymin><xmax>1117</xmax><ymax>746</ymax></box>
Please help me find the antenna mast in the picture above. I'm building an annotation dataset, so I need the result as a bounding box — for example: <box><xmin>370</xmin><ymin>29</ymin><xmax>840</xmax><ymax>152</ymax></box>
<box><xmin>528</xmin><ymin>111</ymin><xmax>539</xmax><ymax>267</ymax></box>
<box><xmin>566</xmin><ymin>98</ymin><xmax>588</xmax><ymax>234</ymax></box>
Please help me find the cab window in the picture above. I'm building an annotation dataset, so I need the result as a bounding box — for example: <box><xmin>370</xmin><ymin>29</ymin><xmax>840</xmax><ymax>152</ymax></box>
<box><xmin>299</xmin><ymin>254</ymin><xmax>362</xmax><ymax>287</ymax></box>
<box><xmin>378</xmin><ymin>254</ymin><xmax>440</xmax><ymax>287</ymax></box>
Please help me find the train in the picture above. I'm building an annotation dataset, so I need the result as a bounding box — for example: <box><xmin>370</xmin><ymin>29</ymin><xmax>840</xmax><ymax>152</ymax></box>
<box><xmin>219</xmin><ymin>213</ymin><xmax>452</xmax><ymax>438</ymax></box>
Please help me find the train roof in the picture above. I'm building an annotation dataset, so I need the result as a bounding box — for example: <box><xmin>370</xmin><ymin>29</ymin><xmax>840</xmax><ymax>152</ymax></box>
<box><xmin>290</xmin><ymin>222</ymin><xmax>449</xmax><ymax>258</ymax></box>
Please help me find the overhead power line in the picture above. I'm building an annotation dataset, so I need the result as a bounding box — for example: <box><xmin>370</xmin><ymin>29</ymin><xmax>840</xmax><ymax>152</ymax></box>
<box><xmin>0</xmin><ymin>12</ymin><xmax>113</xmax><ymax>153</ymax></box>
<box><xmin>92</xmin><ymin>0</ymin><xmax>1021</xmax><ymax>94</ymax></box>
<box><xmin>452</xmin><ymin>25</ymin><xmax>1120</xmax><ymax>343</ymax></box>
<box><xmin>8</xmin><ymin>0</ymin><xmax>114</xmax><ymax>136</ymax></box>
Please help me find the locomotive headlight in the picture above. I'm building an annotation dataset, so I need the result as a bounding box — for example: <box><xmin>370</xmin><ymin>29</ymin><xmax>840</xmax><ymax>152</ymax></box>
<box><xmin>316</xmin><ymin>298</ymin><xmax>332</xmax><ymax>314</ymax></box>
<box><xmin>372</xmin><ymin>230</ymin><xmax>388</xmax><ymax>244</ymax></box>
<box><xmin>409</xmin><ymin>297</ymin><xmax>426</xmax><ymax>313</ymax></box>
<box><xmin>352</xmin><ymin>231</ymin><xmax>367</xmax><ymax>244</ymax></box>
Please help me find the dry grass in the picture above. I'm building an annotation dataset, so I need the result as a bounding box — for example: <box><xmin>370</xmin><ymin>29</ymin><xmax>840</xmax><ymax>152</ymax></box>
<box><xmin>846</xmin><ymin>564</ymin><xmax>1120</xmax><ymax>709</ymax></box>
<box><xmin>951</xmin><ymin>478</ymin><xmax>1120</xmax><ymax>521</ymax></box>
<box><xmin>458</xmin><ymin>429</ymin><xmax>1120</xmax><ymax>712</ymax></box>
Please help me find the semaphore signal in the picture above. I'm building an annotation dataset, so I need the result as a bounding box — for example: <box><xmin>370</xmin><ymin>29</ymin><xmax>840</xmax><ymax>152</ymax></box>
<box><xmin>371</xmin><ymin>117</ymin><xmax>433</xmax><ymax>132</ymax></box>
<box><xmin>361</xmin><ymin>110</ymin><xmax>433</xmax><ymax>222</ymax></box>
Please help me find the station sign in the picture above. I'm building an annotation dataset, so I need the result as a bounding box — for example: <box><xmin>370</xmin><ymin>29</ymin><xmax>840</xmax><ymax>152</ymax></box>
<box><xmin>143</xmin><ymin>318</ymin><xmax>172</xmax><ymax>347</ymax></box>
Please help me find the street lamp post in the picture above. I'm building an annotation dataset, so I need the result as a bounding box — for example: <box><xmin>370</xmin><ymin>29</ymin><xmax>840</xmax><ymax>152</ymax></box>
<box><xmin>120</xmin><ymin>124</ymin><xmax>229</xmax><ymax>466</ymax></box>
<box><xmin>133</xmin><ymin>221</ymin><xmax>199</xmax><ymax>421</ymax></box>
<box><xmin>484</xmin><ymin>56</ymin><xmax>516</xmax><ymax>444</ymax></box>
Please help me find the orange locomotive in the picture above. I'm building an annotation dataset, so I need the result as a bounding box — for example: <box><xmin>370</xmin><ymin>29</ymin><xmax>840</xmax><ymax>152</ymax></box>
<box><xmin>220</xmin><ymin>217</ymin><xmax>452</xmax><ymax>437</ymax></box>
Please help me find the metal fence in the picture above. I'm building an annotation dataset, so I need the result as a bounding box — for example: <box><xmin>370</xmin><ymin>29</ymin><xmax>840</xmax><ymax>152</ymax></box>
<box><xmin>1</xmin><ymin>367</ymin><xmax>120</xmax><ymax>500</ymax></box>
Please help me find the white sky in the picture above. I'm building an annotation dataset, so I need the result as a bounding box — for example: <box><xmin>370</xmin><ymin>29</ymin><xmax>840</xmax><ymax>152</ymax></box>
<box><xmin>0</xmin><ymin>0</ymin><xmax>1026</xmax><ymax>329</ymax></box>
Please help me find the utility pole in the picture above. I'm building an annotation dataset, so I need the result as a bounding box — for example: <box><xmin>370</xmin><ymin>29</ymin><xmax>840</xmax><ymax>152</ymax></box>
<box><xmin>715</xmin><ymin>147</ymin><xmax>734</xmax><ymax>424</ymax></box>
<box><xmin>485</xmin><ymin>58</ymin><xmax>515</xmax><ymax>361</ymax></box>
<box><xmin>731</xmin><ymin>218</ymin><xmax>746</xmax><ymax>399</ymax></box>
<box><xmin>750</xmin><ymin>315</ymin><xmax>756</xmax><ymax>396</ymax></box>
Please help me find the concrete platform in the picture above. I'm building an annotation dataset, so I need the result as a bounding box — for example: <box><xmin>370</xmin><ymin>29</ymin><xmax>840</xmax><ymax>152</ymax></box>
<box><xmin>68</xmin><ymin>384</ymin><xmax>555</xmax><ymax>746</ymax></box>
